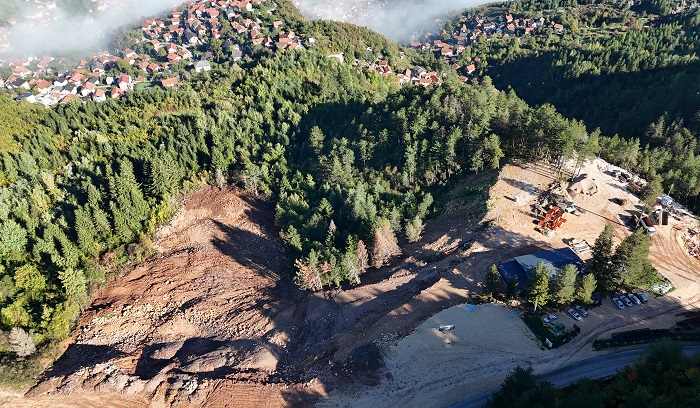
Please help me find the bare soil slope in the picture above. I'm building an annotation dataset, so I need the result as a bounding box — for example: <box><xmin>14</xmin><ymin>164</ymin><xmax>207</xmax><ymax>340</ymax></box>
<box><xmin>22</xmin><ymin>185</ymin><xmax>492</xmax><ymax>407</ymax></box>
<box><xmin>27</xmin><ymin>187</ymin><xmax>302</xmax><ymax>405</ymax></box>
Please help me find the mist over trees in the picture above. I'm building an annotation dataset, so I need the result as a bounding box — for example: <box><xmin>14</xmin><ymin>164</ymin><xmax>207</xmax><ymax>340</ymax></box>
<box><xmin>0</xmin><ymin>0</ymin><xmax>185</xmax><ymax>57</ymax></box>
<box><xmin>296</xmin><ymin>0</ymin><xmax>489</xmax><ymax>41</ymax></box>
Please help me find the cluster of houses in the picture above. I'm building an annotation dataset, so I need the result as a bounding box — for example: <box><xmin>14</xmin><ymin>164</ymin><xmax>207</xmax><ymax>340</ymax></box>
<box><xmin>409</xmin><ymin>13</ymin><xmax>562</xmax><ymax>79</ymax></box>
<box><xmin>0</xmin><ymin>0</ymin><xmax>312</xmax><ymax>106</ymax></box>
<box><xmin>364</xmin><ymin>57</ymin><xmax>443</xmax><ymax>87</ymax></box>
<box><xmin>0</xmin><ymin>0</ymin><xmax>486</xmax><ymax>107</ymax></box>
<box><xmin>1</xmin><ymin>50</ymin><xmax>181</xmax><ymax>106</ymax></box>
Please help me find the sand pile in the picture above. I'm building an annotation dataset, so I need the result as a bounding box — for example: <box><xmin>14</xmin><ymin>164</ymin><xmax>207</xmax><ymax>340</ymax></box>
<box><xmin>568</xmin><ymin>174</ymin><xmax>598</xmax><ymax>198</ymax></box>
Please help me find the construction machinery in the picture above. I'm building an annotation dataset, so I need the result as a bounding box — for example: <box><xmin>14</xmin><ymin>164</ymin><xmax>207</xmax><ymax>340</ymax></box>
<box><xmin>538</xmin><ymin>206</ymin><xmax>567</xmax><ymax>233</ymax></box>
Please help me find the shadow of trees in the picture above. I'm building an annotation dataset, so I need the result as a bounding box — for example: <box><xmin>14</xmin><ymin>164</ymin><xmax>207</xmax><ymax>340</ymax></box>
<box><xmin>489</xmin><ymin>52</ymin><xmax>700</xmax><ymax>140</ymax></box>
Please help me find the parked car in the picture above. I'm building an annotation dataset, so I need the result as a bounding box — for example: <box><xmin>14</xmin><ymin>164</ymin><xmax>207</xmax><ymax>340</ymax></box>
<box><xmin>622</xmin><ymin>295</ymin><xmax>634</xmax><ymax>307</ymax></box>
<box><xmin>628</xmin><ymin>293</ymin><xmax>642</xmax><ymax>305</ymax></box>
<box><xmin>575</xmin><ymin>305</ymin><xmax>588</xmax><ymax>317</ymax></box>
<box><xmin>636</xmin><ymin>292</ymin><xmax>649</xmax><ymax>303</ymax></box>
<box><xmin>543</xmin><ymin>313</ymin><xmax>557</xmax><ymax>323</ymax></box>
<box><xmin>567</xmin><ymin>308</ymin><xmax>582</xmax><ymax>321</ymax></box>
<box><xmin>612</xmin><ymin>297</ymin><xmax>625</xmax><ymax>309</ymax></box>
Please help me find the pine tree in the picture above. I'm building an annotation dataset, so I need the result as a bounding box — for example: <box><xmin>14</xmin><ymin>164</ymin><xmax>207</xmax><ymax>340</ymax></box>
<box><xmin>614</xmin><ymin>228</ymin><xmax>653</xmax><ymax>287</ymax></box>
<box><xmin>371</xmin><ymin>219</ymin><xmax>401</xmax><ymax>268</ymax></box>
<box><xmin>74</xmin><ymin>208</ymin><xmax>97</xmax><ymax>256</ymax></box>
<box><xmin>356</xmin><ymin>240</ymin><xmax>369</xmax><ymax>273</ymax></box>
<box><xmin>483</xmin><ymin>264</ymin><xmax>503</xmax><ymax>299</ymax></box>
<box><xmin>575</xmin><ymin>274</ymin><xmax>597</xmax><ymax>304</ymax></box>
<box><xmin>56</xmin><ymin>231</ymin><xmax>81</xmax><ymax>270</ymax></box>
<box><xmin>59</xmin><ymin>268</ymin><xmax>88</xmax><ymax>306</ymax></box>
<box><xmin>283</xmin><ymin>225</ymin><xmax>303</xmax><ymax>253</ymax></box>
<box><xmin>146</xmin><ymin>149</ymin><xmax>183</xmax><ymax>199</ymax></box>
<box><xmin>0</xmin><ymin>219</ymin><xmax>27</xmax><ymax>260</ymax></box>
<box><xmin>471</xmin><ymin>145</ymin><xmax>485</xmax><ymax>174</ymax></box>
<box><xmin>110</xmin><ymin>201</ymin><xmax>133</xmax><ymax>244</ymax></box>
<box><xmin>550</xmin><ymin>264</ymin><xmax>578</xmax><ymax>305</ymax></box>
<box><xmin>483</xmin><ymin>134</ymin><xmax>505</xmax><ymax>169</ymax></box>
<box><xmin>8</xmin><ymin>327</ymin><xmax>35</xmax><ymax>357</ymax></box>
<box><xmin>110</xmin><ymin>159</ymin><xmax>149</xmax><ymax>234</ymax></box>
<box><xmin>294</xmin><ymin>251</ymin><xmax>322</xmax><ymax>291</ymax></box>
<box><xmin>527</xmin><ymin>262</ymin><xmax>550</xmax><ymax>311</ymax></box>
<box><xmin>214</xmin><ymin>168</ymin><xmax>226</xmax><ymax>189</ymax></box>
<box><xmin>342</xmin><ymin>239</ymin><xmax>363</xmax><ymax>285</ymax></box>
<box><xmin>505</xmin><ymin>275</ymin><xmax>519</xmax><ymax>300</ymax></box>
<box><xmin>640</xmin><ymin>172</ymin><xmax>663</xmax><ymax>206</ymax></box>
<box><xmin>404</xmin><ymin>215</ymin><xmax>425</xmax><ymax>243</ymax></box>
<box><xmin>590</xmin><ymin>224</ymin><xmax>620</xmax><ymax>291</ymax></box>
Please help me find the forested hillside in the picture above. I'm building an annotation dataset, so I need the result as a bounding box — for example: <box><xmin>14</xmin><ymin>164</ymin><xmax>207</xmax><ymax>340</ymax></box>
<box><xmin>475</xmin><ymin>0</ymin><xmax>700</xmax><ymax>138</ymax></box>
<box><xmin>0</xmin><ymin>10</ymin><xmax>606</xmax><ymax>375</ymax></box>
<box><xmin>454</xmin><ymin>0</ymin><xmax>700</xmax><ymax>210</ymax></box>
<box><xmin>1</xmin><ymin>0</ymin><xmax>697</xmax><ymax>391</ymax></box>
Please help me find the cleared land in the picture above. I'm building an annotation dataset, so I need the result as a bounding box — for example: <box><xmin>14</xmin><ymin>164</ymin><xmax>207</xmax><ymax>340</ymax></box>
<box><xmin>12</xmin><ymin>159</ymin><xmax>700</xmax><ymax>408</ymax></box>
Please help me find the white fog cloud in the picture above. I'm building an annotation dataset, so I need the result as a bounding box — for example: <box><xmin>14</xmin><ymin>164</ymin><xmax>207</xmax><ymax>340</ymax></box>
<box><xmin>295</xmin><ymin>0</ymin><xmax>489</xmax><ymax>42</ymax></box>
<box><xmin>2</xmin><ymin>0</ymin><xmax>184</xmax><ymax>57</ymax></box>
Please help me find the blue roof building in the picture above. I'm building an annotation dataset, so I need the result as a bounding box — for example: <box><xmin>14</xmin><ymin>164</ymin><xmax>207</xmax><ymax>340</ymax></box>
<box><xmin>498</xmin><ymin>247</ymin><xmax>588</xmax><ymax>291</ymax></box>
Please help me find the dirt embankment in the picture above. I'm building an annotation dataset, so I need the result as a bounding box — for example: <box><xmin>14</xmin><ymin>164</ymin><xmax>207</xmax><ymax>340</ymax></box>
<box><xmin>26</xmin><ymin>188</ymin><xmax>302</xmax><ymax>406</ymax></box>
<box><xmin>21</xmin><ymin>185</ymin><xmax>493</xmax><ymax>407</ymax></box>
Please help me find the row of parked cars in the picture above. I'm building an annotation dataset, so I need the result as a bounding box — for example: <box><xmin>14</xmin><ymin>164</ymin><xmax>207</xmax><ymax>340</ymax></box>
<box><xmin>543</xmin><ymin>305</ymin><xmax>589</xmax><ymax>323</ymax></box>
<box><xmin>612</xmin><ymin>292</ymin><xmax>648</xmax><ymax>309</ymax></box>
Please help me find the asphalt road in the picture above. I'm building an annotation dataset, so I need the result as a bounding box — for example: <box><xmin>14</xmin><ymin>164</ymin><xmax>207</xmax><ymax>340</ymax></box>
<box><xmin>445</xmin><ymin>346</ymin><xmax>700</xmax><ymax>408</ymax></box>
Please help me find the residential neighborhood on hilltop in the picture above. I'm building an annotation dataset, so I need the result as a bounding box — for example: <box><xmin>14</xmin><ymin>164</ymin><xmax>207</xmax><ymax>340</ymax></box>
<box><xmin>0</xmin><ymin>0</ymin><xmax>308</xmax><ymax>106</ymax></box>
<box><xmin>0</xmin><ymin>0</ymin><xmax>566</xmax><ymax>107</ymax></box>
<box><xmin>408</xmin><ymin>12</ymin><xmax>563</xmax><ymax>80</ymax></box>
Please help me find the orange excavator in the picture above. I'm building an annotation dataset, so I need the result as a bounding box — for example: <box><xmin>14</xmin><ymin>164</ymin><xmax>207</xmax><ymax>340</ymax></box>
<box><xmin>538</xmin><ymin>206</ymin><xmax>567</xmax><ymax>232</ymax></box>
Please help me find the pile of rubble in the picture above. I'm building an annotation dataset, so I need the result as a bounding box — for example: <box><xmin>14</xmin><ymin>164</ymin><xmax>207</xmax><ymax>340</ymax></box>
<box><xmin>682</xmin><ymin>228</ymin><xmax>700</xmax><ymax>258</ymax></box>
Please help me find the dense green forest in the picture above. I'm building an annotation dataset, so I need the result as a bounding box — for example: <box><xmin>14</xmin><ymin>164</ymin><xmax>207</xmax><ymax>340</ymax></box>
<box><xmin>486</xmin><ymin>341</ymin><xmax>700</xmax><ymax>408</ymax></box>
<box><xmin>456</xmin><ymin>0</ymin><xmax>700</xmax><ymax>209</ymax></box>
<box><xmin>485</xmin><ymin>11</ymin><xmax>700</xmax><ymax>137</ymax></box>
